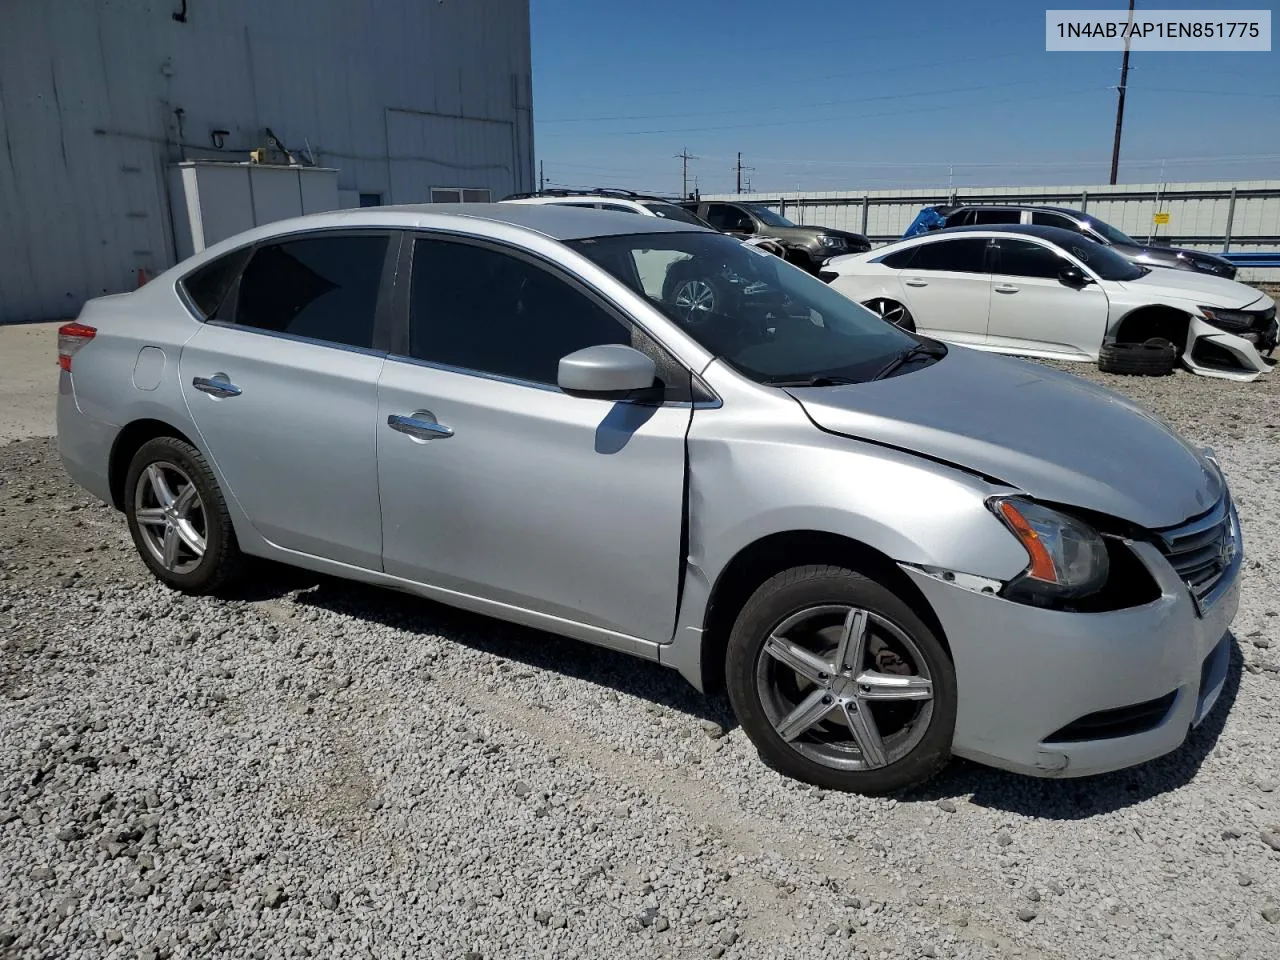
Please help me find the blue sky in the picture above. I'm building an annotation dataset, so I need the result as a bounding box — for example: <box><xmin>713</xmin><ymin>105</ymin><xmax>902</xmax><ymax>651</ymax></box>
<box><xmin>530</xmin><ymin>0</ymin><xmax>1279</xmax><ymax>195</ymax></box>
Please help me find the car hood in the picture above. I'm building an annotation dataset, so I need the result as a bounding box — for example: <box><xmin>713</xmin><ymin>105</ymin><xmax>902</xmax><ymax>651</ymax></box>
<box><xmin>1118</xmin><ymin>242</ymin><xmax>1232</xmax><ymax>269</ymax></box>
<box><xmin>1118</xmin><ymin>269</ymin><xmax>1268</xmax><ymax>309</ymax></box>
<box><xmin>768</xmin><ymin>225</ymin><xmax>868</xmax><ymax>244</ymax></box>
<box><xmin>787</xmin><ymin>348</ymin><xmax>1222</xmax><ymax>530</ymax></box>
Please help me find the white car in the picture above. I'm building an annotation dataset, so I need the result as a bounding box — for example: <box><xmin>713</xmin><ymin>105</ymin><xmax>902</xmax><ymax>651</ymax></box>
<box><xmin>826</xmin><ymin>225</ymin><xmax>1276</xmax><ymax>381</ymax></box>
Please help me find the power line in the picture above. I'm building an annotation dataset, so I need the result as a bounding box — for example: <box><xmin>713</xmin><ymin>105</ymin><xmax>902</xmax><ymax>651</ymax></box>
<box><xmin>539</xmin><ymin>86</ymin><xmax>1108</xmax><ymax>138</ymax></box>
<box><xmin>538</xmin><ymin>78</ymin><xmax>1044</xmax><ymax>125</ymax></box>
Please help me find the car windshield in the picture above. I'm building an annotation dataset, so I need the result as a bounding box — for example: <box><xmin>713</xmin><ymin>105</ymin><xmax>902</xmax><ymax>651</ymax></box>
<box><xmin>746</xmin><ymin>204</ymin><xmax>794</xmax><ymax>228</ymax></box>
<box><xmin>1059</xmin><ymin>236</ymin><xmax>1147</xmax><ymax>281</ymax></box>
<box><xmin>641</xmin><ymin>201</ymin><xmax>711</xmax><ymax>227</ymax></box>
<box><xmin>569</xmin><ymin>232</ymin><xmax>922</xmax><ymax>384</ymax></box>
<box><xmin>1082</xmin><ymin>217</ymin><xmax>1136</xmax><ymax>246</ymax></box>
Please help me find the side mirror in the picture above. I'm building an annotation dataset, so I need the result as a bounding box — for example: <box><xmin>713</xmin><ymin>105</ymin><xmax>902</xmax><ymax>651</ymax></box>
<box><xmin>1059</xmin><ymin>264</ymin><xmax>1089</xmax><ymax>287</ymax></box>
<box><xmin>557</xmin><ymin>344</ymin><xmax>658</xmax><ymax>399</ymax></box>
<box><xmin>735</xmin><ymin>219</ymin><xmax>756</xmax><ymax>234</ymax></box>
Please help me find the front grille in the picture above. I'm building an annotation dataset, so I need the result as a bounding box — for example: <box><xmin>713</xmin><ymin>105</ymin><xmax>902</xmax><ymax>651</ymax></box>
<box><xmin>1155</xmin><ymin>496</ymin><xmax>1236</xmax><ymax>607</ymax></box>
<box><xmin>1045</xmin><ymin>691</ymin><xmax>1177</xmax><ymax>743</ymax></box>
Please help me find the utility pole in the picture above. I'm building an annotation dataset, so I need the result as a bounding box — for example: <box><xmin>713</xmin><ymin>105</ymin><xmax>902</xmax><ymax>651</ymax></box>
<box><xmin>736</xmin><ymin>152</ymin><xmax>742</xmax><ymax>194</ymax></box>
<box><xmin>538</xmin><ymin>160</ymin><xmax>545</xmax><ymax>192</ymax></box>
<box><xmin>1109</xmin><ymin>0</ymin><xmax>1136</xmax><ymax>185</ymax></box>
<box><xmin>675</xmin><ymin>147</ymin><xmax>698</xmax><ymax>198</ymax></box>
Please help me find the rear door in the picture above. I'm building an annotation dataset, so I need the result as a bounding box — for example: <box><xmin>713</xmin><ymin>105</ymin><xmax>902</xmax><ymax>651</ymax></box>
<box><xmin>178</xmin><ymin>230</ymin><xmax>395</xmax><ymax>570</ymax></box>
<box><xmin>375</xmin><ymin>234</ymin><xmax>693</xmax><ymax>644</ymax></box>
<box><xmin>986</xmin><ymin>238</ymin><xmax>1109</xmax><ymax>359</ymax></box>
<box><xmin>893</xmin><ymin>237</ymin><xmax>993</xmax><ymax>345</ymax></box>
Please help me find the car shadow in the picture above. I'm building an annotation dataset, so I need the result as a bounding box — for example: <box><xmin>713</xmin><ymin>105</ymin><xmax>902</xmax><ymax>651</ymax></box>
<box><xmin>901</xmin><ymin>632</ymin><xmax>1246</xmax><ymax>818</ymax></box>
<box><xmin>228</xmin><ymin>562</ymin><xmax>733</xmax><ymax>727</ymax></box>
<box><xmin>227</xmin><ymin>565</ymin><xmax>1244</xmax><ymax>813</ymax></box>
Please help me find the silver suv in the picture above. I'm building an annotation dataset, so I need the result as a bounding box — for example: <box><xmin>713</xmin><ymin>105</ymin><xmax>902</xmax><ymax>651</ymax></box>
<box><xmin>57</xmin><ymin>203</ymin><xmax>1241</xmax><ymax>794</ymax></box>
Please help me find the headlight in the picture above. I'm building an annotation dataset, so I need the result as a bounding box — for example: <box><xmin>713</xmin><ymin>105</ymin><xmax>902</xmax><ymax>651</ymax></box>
<box><xmin>818</xmin><ymin>236</ymin><xmax>844</xmax><ymax>248</ymax></box>
<box><xmin>988</xmin><ymin>498</ymin><xmax>1109</xmax><ymax>604</ymax></box>
<box><xmin>1192</xmin><ymin>260</ymin><xmax>1229</xmax><ymax>275</ymax></box>
<box><xmin>1198</xmin><ymin>306</ymin><xmax>1253</xmax><ymax>331</ymax></box>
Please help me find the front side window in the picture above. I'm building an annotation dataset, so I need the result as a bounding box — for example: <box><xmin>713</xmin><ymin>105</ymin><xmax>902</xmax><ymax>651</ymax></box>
<box><xmin>877</xmin><ymin>247</ymin><xmax>918</xmax><ymax>269</ymax></box>
<box><xmin>705</xmin><ymin>204</ymin><xmax>754</xmax><ymax>233</ymax></box>
<box><xmin>1031</xmin><ymin>211</ymin><xmax>1078</xmax><ymax>232</ymax></box>
<box><xmin>908</xmin><ymin>238</ymin><xmax>989</xmax><ymax>274</ymax></box>
<box><xmin>407</xmin><ymin>238</ymin><xmax>632</xmax><ymax>386</ymax></box>
<box><xmin>232</xmin><ymin>234</ymin><xmax>388</xmax><ymax>349</ymax></box>
<box><xmin>1060</xmin><ymin>237</ymin><xmax>1146</xmax><ymax>281</ymax></box>
<box><xmin>993</xmin><ymin>239</ymin><xmax>1070</xmax><ymax>279</ymax></box>
<box><xmin>572</xmin><ymin>232</ymin><xmax>918</xmax><ymax>385</ymax></box>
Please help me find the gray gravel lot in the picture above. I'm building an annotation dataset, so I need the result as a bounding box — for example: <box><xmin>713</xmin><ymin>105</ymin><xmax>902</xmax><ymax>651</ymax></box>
<box><xmin>2</xmin><ymin>361</ymin><xmax>1280</xmax><ymax>959</ymax></box>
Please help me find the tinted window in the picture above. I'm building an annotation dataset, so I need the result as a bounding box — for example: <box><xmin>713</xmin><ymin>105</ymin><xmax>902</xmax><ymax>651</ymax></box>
<box><xmin>598</xmin><ymin>203</ymin><xmax>642</xmax><ymax>214</ymax></box>
<box><xmin>182</xmin><ymin>247</ymin><xmax>252</xmax><ymax>319</ymax></box>
<box><xmin>408</xmin><ymin>238</ymin><xmax>631</xmax><ymax>386</ymax></box>
<box><xmin>994</xmin><ymin>239</ymin><xmax>1070</xmax><ymax>279</ymax></box>
<box><xmin>1061</xmin><ymin>237</ymin><xmax>1146</xmax><ymax>281</ymax></box>
<box><xmin>970</xmin><ymin>208</ymin><xmax>1021</xmax><ymax>225</ymax></box>
<box><xmin>641</xmin><ymin>201</ymin><xmax>710</xmax><ymax>226</ymax></box>
<box><xmin>745</xmin><ymin>204</ymin><xmax>794</xmax><ymax>227</ymax></box>
<box><xmin>909</xmin><ymin>238</ymin><xmax>988</xmax><ymax>273</ymax></box>
<box><xmin>705</xmin><ymin>204</ymin><xmax>754</xmax><ymax>232</ymax></box>
<box><xmin>943</xmin><ymin>210</ymin><xmax>973</xmax><ymax>227</ymax></box>
<box><xmin>1031</xmin><ymin>211</ymin><xmax>1078</xmax><ymax>231</ymax></box>
<box><xmin>878</xmin><ymin>247</ymin><xmax>918</xmax><ymax>269</ymax></box>
<box><xmin>233</xmin><ymin>235</ymin><xmax>388</xmax><ymax>349</ymax></box>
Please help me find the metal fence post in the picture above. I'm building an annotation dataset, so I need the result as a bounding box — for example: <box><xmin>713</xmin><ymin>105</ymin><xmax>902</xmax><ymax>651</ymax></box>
<box><xmin>1223</xmin><ymin>186</ymin><xmax>1237</xmax><ymax>252</ymax></box>
<box><xmin>861</xmin><ymin>196</ymin><xmax>870</xmax><ymax>235</ymax></box>
<box><xmin>779</xmin><ymin>197</ymin><xmax>787</xmax><ymax>219</ymax></box>
<box><xmin>1080</xmin><ymin>190</ymin><xmax>1088</xmax><ymax>214</ymax></box>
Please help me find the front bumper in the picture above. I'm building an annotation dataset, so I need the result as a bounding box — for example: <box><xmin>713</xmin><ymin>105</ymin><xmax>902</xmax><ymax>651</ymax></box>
<box><xmin>902</xmin><ymin>532</ymin><xmax>1241</xmax><ymax>778</ymax></box>
<box><xmin>1182</xmin><ymin>316</ymin><xmax>1275</xmax><ymax>382</ymax></box>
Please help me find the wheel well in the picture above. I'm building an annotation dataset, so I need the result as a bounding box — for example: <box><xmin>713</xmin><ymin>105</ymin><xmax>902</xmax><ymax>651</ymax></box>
<box><xmin>108</xmin><ymin>419</ymin><xmax>197</xmax><ymax>510</ymax></box>
<box><xmin>697</xmin><ymin>531</ymin><xmax>947</xmax><ymax>693</ymax></box>
<box><xmin>1113</xmin><ymin>307</ymin><xmax>1191</xmax><ymax>353</ymax></box>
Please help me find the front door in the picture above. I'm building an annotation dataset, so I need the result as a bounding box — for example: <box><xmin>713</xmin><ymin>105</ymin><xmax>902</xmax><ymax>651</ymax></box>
<box><xmin>376</xmin><ymin>235</ymin><xmax>691</xmax><ymax>644</ymax></box>
<box><xmin>985</xmin><ymin>238</ymin><xmax>1110</xmax><ymax>359</ymax></box>
<box><xmin>893</xmin><ymin>236</ymin><xmax>993</xmax><ymax>345</ymax></box>
<box><xmin>178</xmin><ymin>231</ymin><xmax>394</xmax><ymax>570</ymax></box>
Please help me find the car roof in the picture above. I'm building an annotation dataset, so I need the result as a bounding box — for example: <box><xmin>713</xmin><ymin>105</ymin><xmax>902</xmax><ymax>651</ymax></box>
<box><xmin>950</xmin><ymin>203</ymin><xmax>1086</xmax><ymax>217</ymax></box>
<box><xmin>920</xmin><ymin>223</ymin><xmax>1096</xmax><ymax>245</ymax></box>
<box><xmin>222</xmin><ymin>202</ymin><xmax>713</xmax><ymax>246</ymax></box>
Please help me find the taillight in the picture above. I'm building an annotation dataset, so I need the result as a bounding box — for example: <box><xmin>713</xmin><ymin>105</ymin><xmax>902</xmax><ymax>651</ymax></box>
<box><xmin>57</xmin><ymin>322</ymin><xmax>96</xmax><ymax>372</ymax></box>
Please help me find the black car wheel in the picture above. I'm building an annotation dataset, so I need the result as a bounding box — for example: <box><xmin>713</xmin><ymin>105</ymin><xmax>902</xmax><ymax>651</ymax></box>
<box><xmin>863</xmin><ymin>298</ymin><xmax>917</xmax><ymax>332</ymax></box>
<box><xmin>124</xmin><ymin>437</ymin><xmax>244</xmax><ymax>594</ymax></box>
<box><xmin>1097</xmin><ymin>337</ymin><xmax>1178</xmax><ymax>376</ymax></box>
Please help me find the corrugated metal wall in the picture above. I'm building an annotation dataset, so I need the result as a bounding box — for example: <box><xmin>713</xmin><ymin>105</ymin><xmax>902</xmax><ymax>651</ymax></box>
<box><xmin>704</xmin><ymin>181</ymin><xmax>1280</xmax><ymax>280</ymax></box>
<box><xmin>0</xmin><ymin>0</ymin><xmax>534</xmax><ymax>323</ymax></box>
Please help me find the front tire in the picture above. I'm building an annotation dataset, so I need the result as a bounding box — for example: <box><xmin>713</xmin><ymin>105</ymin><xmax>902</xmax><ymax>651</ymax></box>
<box><xmin>726</xmin><ymin>565</ymin><xmax>955</xmax><ymax>794</ymax></box>
<box><xmin>1097</xmin><ymin>337</ymin><xmax>1177</xmax><ymax>376</ymax></box>
<box><xmin>124</xmin><ymin>436</ymin><xmax>243</xmax><ymax>594</ymax></box>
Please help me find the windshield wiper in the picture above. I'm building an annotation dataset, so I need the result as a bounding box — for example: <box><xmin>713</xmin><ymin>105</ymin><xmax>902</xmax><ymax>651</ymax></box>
<box><xmin>764</xmin><ymin>374</ymin><xmax>860</xmax><ymax>387</ymax></box>
<box><xmin>871</xmin><ymin>341</ymin><xmax>947</xmax><ymax>381</ymax></box>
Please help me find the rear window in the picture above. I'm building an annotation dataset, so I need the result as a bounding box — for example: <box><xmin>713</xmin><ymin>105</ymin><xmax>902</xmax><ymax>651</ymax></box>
<box><xmin>180</xmin><ymin>247</ymin><xmax>252</xmax><ymax>319</ymax></box>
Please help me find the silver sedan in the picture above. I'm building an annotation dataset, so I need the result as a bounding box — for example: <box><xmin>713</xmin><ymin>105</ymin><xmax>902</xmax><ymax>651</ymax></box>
<box><xmin>57</xmin><ymin>203</ymin><xmax>1241</xmax><ymax>793</ymax></box>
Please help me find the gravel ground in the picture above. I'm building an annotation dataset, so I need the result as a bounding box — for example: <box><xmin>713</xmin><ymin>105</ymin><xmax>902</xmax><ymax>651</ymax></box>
<box><xmin>3</xmin><ymin>362</ymin><xmax>1280</xmax><ymax>960</ymax></box>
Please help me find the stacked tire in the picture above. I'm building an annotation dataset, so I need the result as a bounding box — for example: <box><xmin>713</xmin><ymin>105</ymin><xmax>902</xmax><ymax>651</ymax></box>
<box><xmin>1097</xmin><ymin>337</ymin><xmax>1178</xmax><ymax>376</ymax></box>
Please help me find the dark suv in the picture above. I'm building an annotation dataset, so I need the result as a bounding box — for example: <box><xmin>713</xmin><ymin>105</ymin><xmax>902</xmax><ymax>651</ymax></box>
<box><xmin>904</xmin><ymin>204</ymin><xmax>1236</xmax><ymax>279</ymax></box>
<box><xmin>681</xmin><ymin>200</ymin><xmax>871</xmax><ymax>273</ymax></box>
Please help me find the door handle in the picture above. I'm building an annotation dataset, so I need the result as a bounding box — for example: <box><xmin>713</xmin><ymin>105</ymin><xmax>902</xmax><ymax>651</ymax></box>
<box><xmin>192</xmin><ymin>375</ymin><xmax>242</xmax><ymax>398</ymax></box>
<box><xmin>994</xmin><ymin>284</ymin><xmax>1020</xmax><ymax>294</ymax></box>
<box><xmin>904</xmin><ymin>278</ymin><xmax>928</xmax><ymax>287</ymax></box>
<box><xmin>388</xmin><ymin>412</ymin><xmax>453</xmax><ymax>441</ymax></box>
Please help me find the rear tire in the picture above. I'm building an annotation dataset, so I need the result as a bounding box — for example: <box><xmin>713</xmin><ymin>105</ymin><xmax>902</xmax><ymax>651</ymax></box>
<box><xmin>1097</xmin><ymin>337</ymin><xmax>1178</xmax><ymax>376</ymax></box>
<box><xmin>863</xmin><ymin>298</ymin><xmax>917</xmax><ymax>333</ymax></box>
<box><xmin>725</xmin><ymin>565</ymin><xmax>955</xmax><ymax>794</ymax></box>
<box><xmin>124</xmin><ymin>437</ymin><xmax>243</xmax><ymax>594</ymax></box>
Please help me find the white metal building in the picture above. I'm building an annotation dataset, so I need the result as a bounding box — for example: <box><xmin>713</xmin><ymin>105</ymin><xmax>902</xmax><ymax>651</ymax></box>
<box><xmin>0</xmin><ymin>0</ymin><xmax>534</xmax><ymax>323</ymax></box>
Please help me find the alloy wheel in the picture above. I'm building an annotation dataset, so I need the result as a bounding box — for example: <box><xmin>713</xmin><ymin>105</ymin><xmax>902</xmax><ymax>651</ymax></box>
<box><xmin>673</xmin><ymin>279</ymin><xmax>717</xmax><ymax>322</ymax></box>
<box><xmin>133</xmin><ymin>461</ymin><xmax>207</xmax><ymax>575</ymax></box>
<box><xmin>867</xmin><ymin>299</ymin><xmax>909</xmax><ymax>327</ymax></box>
<box><xmin>755</xmin><ymin>604</ymin><xmax>934</xmax><ymax>771</ymax></box>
